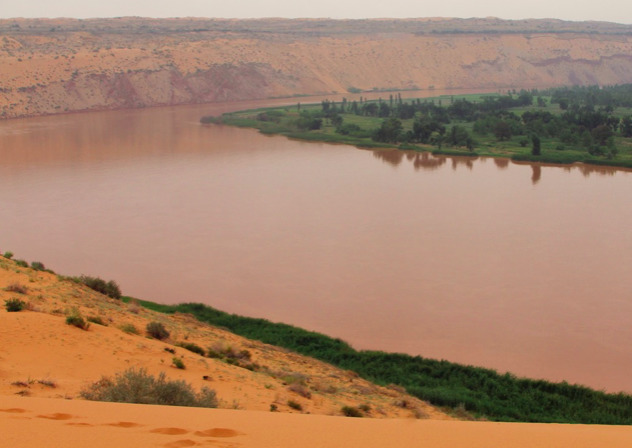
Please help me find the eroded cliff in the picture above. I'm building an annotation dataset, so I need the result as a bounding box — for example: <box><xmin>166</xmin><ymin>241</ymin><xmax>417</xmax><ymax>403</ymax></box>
<box><xmin>2</xmin><ymin>17</ymin><xmax>632</xmax><ymax>118</ymax></box>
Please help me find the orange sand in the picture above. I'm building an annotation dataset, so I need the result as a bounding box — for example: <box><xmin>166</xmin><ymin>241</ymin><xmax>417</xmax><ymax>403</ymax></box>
<box><xmin>2</xmin><ymin>395</ymin><xmax>632</xmax><ymax>447</ymax></box>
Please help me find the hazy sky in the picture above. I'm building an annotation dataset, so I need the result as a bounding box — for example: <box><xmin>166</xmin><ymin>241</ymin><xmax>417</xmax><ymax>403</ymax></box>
<box><xmin>1</xmin><ymin>0</ymin><xmax>631</xmax><ymax>24</ymax></box>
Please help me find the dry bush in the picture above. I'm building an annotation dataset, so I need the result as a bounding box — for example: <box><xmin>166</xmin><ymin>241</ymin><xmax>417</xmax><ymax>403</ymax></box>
<box><xmin>146</xmin><ymin>321</ymin><xmax>170</xmax><ymax>340</ymax></box>
<box><xmin>287</xmin><ymin>383</ymin><xmax>312</xmax><ymax>399</ymax></box>
<box><xmin>80</xmin><ymin>368</ymin><xmax>217</xmax><ymax>408</ymax></box>
<box><xmin>5</xmin><ymin>283</ymin><xmax>27</xmax><ymax>294</ymax></box>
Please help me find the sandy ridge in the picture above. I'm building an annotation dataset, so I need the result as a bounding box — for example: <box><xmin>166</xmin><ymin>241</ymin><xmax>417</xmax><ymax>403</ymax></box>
<box><xmin>0</xmin><ymin>254</ymin><xmax>447</xmax><ymax>419</ymax></box>
<box><xmin>3</xmin><ymin>19</ymin><xmax>632</xmax><ymax>119</ymax></box>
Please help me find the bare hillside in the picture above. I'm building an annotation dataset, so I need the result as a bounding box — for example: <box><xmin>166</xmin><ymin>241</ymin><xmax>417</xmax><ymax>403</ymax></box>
<box><xmin>2</xmin><ymin>17</ymin><xmax>632</xmax><ymax>118</ymax></box>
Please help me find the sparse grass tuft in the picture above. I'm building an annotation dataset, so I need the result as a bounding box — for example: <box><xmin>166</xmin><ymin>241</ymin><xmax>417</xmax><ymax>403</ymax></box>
<box><xmin>341</xmin><ymin>405</ymin><xmax>364</xmax><ymax>417</ymax></box>
<box><xmin>178</xmin><ymin>342</ymin><xmax>205</xmax><ymax>356</ymax></box>
<box><xmin>206</xmin><ymin>342</ymin><xmax>258</xmax><ymax>370</ymax></box>
<box><xmin>287</xmin><ymin>383</ymin><xmax>312</xmax><ymax>399</ymax></box>
<box><xmin>5</xmin><ymin>283</ymin><xmax>27</xmax><ymax>294</ymax></box>
<box><xmin>287</xmin><ymin>400</ymin><xmax>303</xmax><ymax>411</ymax></box>
<box><xmin>65</xmin><ymin>308</ymin><xmax>90</xmax><ymax>330</ymax></box>
<box><xmin>120</xmin><ymin>323</ymin><xmax>139</xmax><ymax>335</ymax></box>
<box><xmin>37</xmin><ymin>379</ymin><xmax>57</xmax><ymax>388</ymax></box>
<box><xmin>80</xmin><ymin>367</ymin><xmax>218</xmax><ymax>408</ymax></box>
<box><xmin>87</xmin><ymin>315</ymin><xmax>107</xmax><ymax>326</ymax></box>
<box><xmin>172</xmin><ymin>357</ymin><xmax>185</xmax><ymax>369</ymax></box>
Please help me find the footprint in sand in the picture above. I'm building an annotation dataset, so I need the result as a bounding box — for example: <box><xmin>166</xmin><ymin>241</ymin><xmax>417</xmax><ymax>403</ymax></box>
<box><xmin>0</xmin><ymin>408</ymin><xmax>27</xmax><ymax>413</ymax></box>
<box><xmin>106</xmin><ymin>421</ymin><xmax>143</xmax><ymax>428</ymax></box>
<box><xmin>150</xmin><ymin>427</ymin><xmax>190</xmax><ymax>435</ymax></box>
<box><xmin>36</xmin><ymin>413</ymin><xmax>74</xmax><ymax>420</ymax></box>
<box><xmin>194</xmin><ymin>428</ymin><xmax>241</xmax><ymax>438</ymax></box>
<box><xmin>163</xmin><ymin>440</ymin><xmax>198</xmax><ymax>448</ymax></box>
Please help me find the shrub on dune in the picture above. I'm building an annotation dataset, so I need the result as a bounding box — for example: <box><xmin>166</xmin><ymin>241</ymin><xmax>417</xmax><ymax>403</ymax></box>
<box><xmin>80</xmin><ymin>368</ymin><xmax>218</xmax><ymax>408</ymax></box>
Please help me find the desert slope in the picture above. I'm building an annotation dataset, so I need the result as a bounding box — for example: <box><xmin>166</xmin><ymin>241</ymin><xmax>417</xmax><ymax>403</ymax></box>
<box><xmin>0</xmin><ymin>254</ymin><xmax>445</xmax><ymax>419</ymax></box>
<box><xmin>2</xmin><ymin>18</ymin><xmax>632</xmax><ymax>119</ymax></box>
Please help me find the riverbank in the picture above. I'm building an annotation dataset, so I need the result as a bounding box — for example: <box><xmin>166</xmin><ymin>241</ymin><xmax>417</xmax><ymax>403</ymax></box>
<box><xmin>212</xmin><ymin>91</ymin><xmax>632</xmax><ymax>170</ymax></box>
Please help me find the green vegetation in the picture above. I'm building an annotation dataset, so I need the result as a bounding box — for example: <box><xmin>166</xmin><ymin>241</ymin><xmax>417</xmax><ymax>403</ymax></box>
<box><xmin>72</xmin><ymin>275</ymin><xmax>122</xmax><ymax>300</ymax></box>
<box><xmin>341</xmin><ymin>405</ymin><xmax>364</xmax><ymax>417</ymax></box>
<box><xmin>287</xmin><ymin>400</ymin><xmax>303</xmax><ymax>411</ymax></box>
<box><xmin>80</xmin><ymin>367</ymin><xmax>217</xmax><ymax>408</ymax></box>
<box><xmin>30</xmin><ymin>261</ymin><xmax>49</xmax><ymax>272</ymax></box>
<box><xmin>124</xmin><ymin>297</ymin><xmax>632</xmax><ymax>424</ymax></box>
<box><xmin>119</xmin><ymin>323</ymin><xmax>139</xmax><ymax>335</ymax></box>
<box><xmin>210</xmin><ymin>84</ymin><xmax>632</xmax><ymax>169</ymax></box>
<box><xmin>4</xmin><ymin>298</ymin><xmax>26</xmax><ymax>312</ymax></box>
<box><xmin>178</xmin><ymin>342</ymin><xmax>206</xmax><ymax>356</ymax></box>
<box><xmin>171</xmin><ymin>357</ymin><xmax>185</xmax><ymax>369</ymax></box>
<box><xmin>65</xmin><ymin>308</ymin><xmax>90</xmax><ymax>330</ymax></box>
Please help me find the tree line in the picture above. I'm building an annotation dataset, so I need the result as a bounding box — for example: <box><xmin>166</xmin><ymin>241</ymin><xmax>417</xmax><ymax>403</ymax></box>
<box><xmin>314</xmin><ymin>85</ymin><xmax>632</xmax><ymax>159</ymax></box>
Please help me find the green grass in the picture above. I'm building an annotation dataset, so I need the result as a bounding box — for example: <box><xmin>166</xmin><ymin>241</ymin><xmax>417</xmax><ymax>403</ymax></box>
<box><xmin>124</xmin><ymin>297</ymin><xmax>632</xmax><ymax>424</ymax></box>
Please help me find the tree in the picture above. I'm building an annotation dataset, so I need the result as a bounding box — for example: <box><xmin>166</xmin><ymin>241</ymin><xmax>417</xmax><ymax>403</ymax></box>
<box><xmin>531</xmin><ymin>135</ymin><xmax>541</xmax><ymax>156</ymax></box>
<box><xmin>373</xmin><ymin>117</ymin><xmax>403</xmax><ymax>143</ymax></box>
<box><xmin>592</xmin><ymin>125</ymin><xmax>613</xmax><ymax>146</ymax></box>
<box><xmin>620</xmin><ymin>116</ymin><xmax>632</xmax><ymax>137</ymax></box>
<box><xmin>494</xmin><ymin>120</ymin><xmax>512</xmax><ymax>141</ymax></box>
<box><xmin>446</xmin><ymin>125</ymin><xmax>472</xmax><ymax>148</ymax></box>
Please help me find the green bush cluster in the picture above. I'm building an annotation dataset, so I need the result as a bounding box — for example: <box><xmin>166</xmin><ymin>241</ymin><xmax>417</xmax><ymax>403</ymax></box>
<box><xmin>73</xmin><ymin>275</ymin><xmax>122</xmax><ymax>299</ymax></box>
<box><xmin>4</xmin><ymin>298</ymin><xmax>26</xmax><ymax>312</ymax></box>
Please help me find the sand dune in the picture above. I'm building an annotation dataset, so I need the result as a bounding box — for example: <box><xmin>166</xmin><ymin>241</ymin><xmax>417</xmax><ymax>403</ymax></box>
<box><xmin>3</xmin><ymin>395</ymin><xmax>632</xmax><ymax>447</ymax></box>
<box><xmin>2</xmin><ymin>249</ymin><xmax>632</xmax><ymax>445</ymax></box>
<box><xmin>0</xmin><ymin>255</ymin><xmax>446</xmax><ymax>419</ymax></box>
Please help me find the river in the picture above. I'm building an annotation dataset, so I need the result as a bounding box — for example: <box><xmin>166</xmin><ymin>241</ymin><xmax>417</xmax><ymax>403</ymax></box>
<box><xmin>1</xmin><ymin>93</ymin><xmax>631</xmax><ymax>393</ymax></box>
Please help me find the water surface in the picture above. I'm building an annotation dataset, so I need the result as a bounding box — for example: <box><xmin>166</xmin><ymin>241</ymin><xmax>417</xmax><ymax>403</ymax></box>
<box><xmin>1</xmin><ymin>97</ymin><xmax>631</xmax><ymax>392</ymax></box>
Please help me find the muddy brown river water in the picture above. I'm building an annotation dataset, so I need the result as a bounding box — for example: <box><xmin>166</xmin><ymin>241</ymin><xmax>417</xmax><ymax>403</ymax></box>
<box><xmin>1</xmin><ymin>94</ymin><xmax>631</xmax><ymax>392</ymax></box>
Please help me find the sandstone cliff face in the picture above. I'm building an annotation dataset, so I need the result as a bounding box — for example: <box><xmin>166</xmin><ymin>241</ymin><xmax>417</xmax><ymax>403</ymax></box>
<box><xmin>2</xmin><ymin>18</ymin><xmax>632</xmax><ymax>119</ymax></box>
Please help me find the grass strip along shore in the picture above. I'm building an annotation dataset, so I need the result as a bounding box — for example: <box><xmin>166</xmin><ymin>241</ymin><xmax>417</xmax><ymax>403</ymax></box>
<box><xmin>126</xmin><ymin>298</ymin><xmax>632</xmax><ymax>425</ymax></box>
<box><xmin>204</xmin><ymin>84</ymin><xmax>632</xmax><ymax>169</ymax></box>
